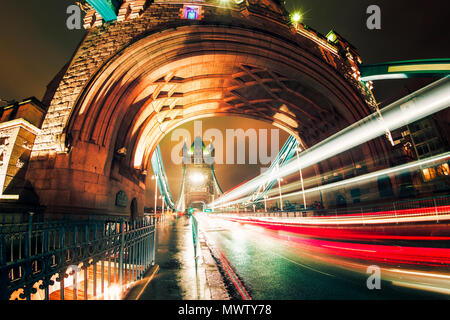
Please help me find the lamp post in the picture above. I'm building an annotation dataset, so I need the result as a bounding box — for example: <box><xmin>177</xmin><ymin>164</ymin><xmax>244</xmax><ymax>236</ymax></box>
<box><xmin>264</xmin><ymin>195</ymin><xmax>268</xmax><ymax>212</ymax></box>
<box><xmin>152</xmin><ymin>175</ymin><xmax>158</xmax><ymax>214</ymax></box>
<box><xmin>295</xmin><ymin>147</ymin><xmax>307</xmax><ymax>211</ymax></box>
<box><xmin>274</xmin><ymin>164</ymin><xmax>283</xmax><ymax>211</ymax></box>
<box><xmin>160</xmin><ymin>195</ymin><xmax>165</xmax><ymax>215</ymax></box>
<box><xmin>277</xmin><ymin>177</ymin><xmax>283</xmax><ymax>211</ymax></box>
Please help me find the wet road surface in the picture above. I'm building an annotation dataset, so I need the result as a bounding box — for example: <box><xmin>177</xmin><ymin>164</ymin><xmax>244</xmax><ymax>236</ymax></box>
<box><xmin>138</xmin><ymin>216</ymin><xmax>210</xmax><ymax>300</ymax></box>
<box><xmin>198</xmin><ymin>215</ymin><xmax>446</xmax><ymax>300</ymax></box>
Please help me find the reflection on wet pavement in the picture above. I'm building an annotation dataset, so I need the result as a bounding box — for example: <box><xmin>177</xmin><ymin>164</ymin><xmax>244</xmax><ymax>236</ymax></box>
<box><xmin>197</xmin><ymin>214</ymin><xmax>448</xmax><ymax>300</ymax></box>
<box><xmin>138</xmin><ymin>216</ymin><xmax>210</xmax><ymax>300</ymax></box>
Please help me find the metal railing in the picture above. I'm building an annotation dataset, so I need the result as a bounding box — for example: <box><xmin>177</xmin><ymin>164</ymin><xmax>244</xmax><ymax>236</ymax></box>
<box><xmin>0</xmin><ymin>214</ymin><xmax>156</xmax><ymax>300</ymax></box>
<box><xmin>191</xmin><ymin>215</ymin><xmax>199</xmax><ymax>259</ymax></box>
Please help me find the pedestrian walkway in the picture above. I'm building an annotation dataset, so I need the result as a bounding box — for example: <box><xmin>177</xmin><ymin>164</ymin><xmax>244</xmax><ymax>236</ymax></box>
<box><xmin>136</xmin><ymin>215</ymin><xmax>228</xmax><ymax>300</ymax></box>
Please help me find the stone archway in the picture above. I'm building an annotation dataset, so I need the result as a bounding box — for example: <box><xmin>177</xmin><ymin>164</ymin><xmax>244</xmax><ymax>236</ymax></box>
<box><xmin>26</xmin><ymin>1</ymin><xmax>388</xmax><ymax>216</ymax></box>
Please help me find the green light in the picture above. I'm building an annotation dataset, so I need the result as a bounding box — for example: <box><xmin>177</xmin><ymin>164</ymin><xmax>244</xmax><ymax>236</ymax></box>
<box><xmin>291</xmin><ymin>12</ymin><xmax>302</xmax><ymax>23</ymax></box>
<box><xmin>326</xmin><ymin>31</ymin><xmax>338</xmax><ymax>43</ymax></box>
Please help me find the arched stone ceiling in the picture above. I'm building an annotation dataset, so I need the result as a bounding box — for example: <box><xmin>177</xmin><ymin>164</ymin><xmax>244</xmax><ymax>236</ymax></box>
<box><xmin>66</xmin><ymin>25</ymin><xmax>370</xmax><ymax>177</ymax></box>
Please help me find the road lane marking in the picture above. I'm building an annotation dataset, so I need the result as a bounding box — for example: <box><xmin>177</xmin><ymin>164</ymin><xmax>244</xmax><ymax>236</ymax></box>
<box><xmin>268</xmin><ymin>250</ymin><xmax>336</xmax><ymax>278</ymax></box>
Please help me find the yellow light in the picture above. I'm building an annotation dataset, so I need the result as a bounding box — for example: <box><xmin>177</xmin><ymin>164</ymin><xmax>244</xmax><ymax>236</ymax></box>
<box><xmin>437</xmin><ymin>163</ymin><xmax>450</xmax><ymax>176</ymax></box>
<box><xmin>190</xmin><ymin>172</ymin><xmax>205</xmax><ymax>184</ymax></box>
<box><xmin>422</xmin><ymin>167</ymin><xmax>436</xmax><ymax>181</ymax></box>
<box><xmin>291</xmin><ymin>12</ymin><xmax>302</xmax><ymax>23</ymax></box>
<box><xmin>104</xmin><ymin>285</ymin><xmax>123</xmax><ymax>300</ymax></box>
<box><xmin>388</xmin><ymin>64</ymin><xmax>450</xmax><ymax>73</ymax></box>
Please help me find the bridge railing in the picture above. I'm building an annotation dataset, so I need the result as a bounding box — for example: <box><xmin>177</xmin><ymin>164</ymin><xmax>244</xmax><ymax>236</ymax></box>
<box><xmin>0</xmin><ymin>214</ymin><xmax>156</xmax><ymax>300</ymax></box>
<box><xmin>218</xmin><ymin>195</ymin><xmax>450</xmax><ymax>222</ymax></box>
<box><xmin>191</xmin><ymin>214</ymin><xmax>199</xmax><ymax>259</ymax></box>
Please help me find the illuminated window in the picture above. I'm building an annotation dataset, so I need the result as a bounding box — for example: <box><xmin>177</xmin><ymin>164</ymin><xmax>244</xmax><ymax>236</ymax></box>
<box><xmin>422</xmin><ymin>167</ymin><xmax>436</xmax><ymax>181</ymax></box>
<box><xmin>182</xmin><ymin>6</ymin><xmax>201</xmax><ymax>20</ymax></box>
<box><xmin>437</xmin><ymin>163</ymin><xmax>450</xmax><ymax>176</ymax></box>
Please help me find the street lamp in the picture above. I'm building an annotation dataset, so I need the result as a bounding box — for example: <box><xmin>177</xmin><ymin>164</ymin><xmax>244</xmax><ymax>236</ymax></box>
<box><xmin>189</xmin><ymin>172</ymin><xmax>205</xmax><ymax>184</ymax></box>
<box><xmin>152</xmin><ymin>175</ymin><xmax>158</xmax><ymax>214</ymax></box>
<box><xmin>295</xmin><ymin>147</ymin><xmax>307</xmax><ymax>210</ymax></box>
<box><xmin>277</xmin><ymin>177</ymin><xmax>283</xmax><ymax>211</ymax></box>
<box><xmin>160</xmin><ymin>195</ymin><xmax>165</xmax><ymax>215</ymax></box>
<box><xmin>291</xmin><ymin>12</ymin><xmax>302</xmax><ymax>23</ymax></box>
<box><xmin>275</xmin><ymin>164</ymin><xmax>284</xmax><ymax>211</ymax></box>
<box><xmin>264</xmin><ymin>195</ymin><xmax>268</xmax><ymax>212</ymax></box>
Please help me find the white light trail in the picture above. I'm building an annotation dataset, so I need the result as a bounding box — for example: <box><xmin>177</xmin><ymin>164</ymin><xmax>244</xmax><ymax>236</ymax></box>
<box><xmin>214</xmin><ymin>151</ymin><xmax>450</xmax><ymax>209</ymax></box>
<box><xmin>361</xmin><ymin>73</ymin><xmax>409</xmax><ymax>81</ymax></box>
<box><xmin>210</xmin><ymin>77</ymin><xmax>450</xmax><ymax>208</ymax></box>
<box><xmin>261</xmin><ymin>152</ymin><xmax>450</xmax><ymax>204</ymax></box>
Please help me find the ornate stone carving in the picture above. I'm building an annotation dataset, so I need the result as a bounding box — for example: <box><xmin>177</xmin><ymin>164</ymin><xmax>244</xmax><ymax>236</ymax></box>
<box><xmin>16</xmin><ymin>158</ymin><xmax>25</xmax><ymax>169</ymax></box>
<box><xmin>55</xmin><ymin>133</ymin><xmax>69</xmax><ymax>153</ymax></box>
<box><xmin>115</xmin><ymin>190</ymin><xmax>128</xmax><ymax>207</ymax></box>
<box><xmin>118</xmin><ymin>0</ymin><xmax>147</xmax><ymax>21</ymax></box>
<box><xmin>0</xmin><ymin>134</ymin><xmax>10</xmax><ymax>167</ymax></box>
<box><xmin>83</xmin><ymin>0</ymin><xmax>149</xmax><ymax>28</ymax></box>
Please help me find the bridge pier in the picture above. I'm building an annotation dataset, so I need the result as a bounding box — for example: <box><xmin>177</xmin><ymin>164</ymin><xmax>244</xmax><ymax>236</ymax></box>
<box><xmin>26</xmin><ymin>146</ymin><xmax>146</xmax><ymax>217</ymax></box>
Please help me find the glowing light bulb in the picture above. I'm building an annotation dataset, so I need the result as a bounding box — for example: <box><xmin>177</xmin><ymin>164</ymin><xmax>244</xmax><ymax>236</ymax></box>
<box><xmin>190</xmin><ymin>172</ymin><xmax>205</xmax><ymax>184</ymax></box>
<box><xmin>291</xmin><ymin>12</ymin><xmax>302</xmax><ymax>23</ymax></box>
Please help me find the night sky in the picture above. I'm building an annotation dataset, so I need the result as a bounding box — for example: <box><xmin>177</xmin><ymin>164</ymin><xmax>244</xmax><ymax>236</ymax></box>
<box><xmin>1</xmin><ymin>0</ymin><xmax>449</xmax><ymax>102</ymax></box>
<box><xmin>0</xmin><ymin>1</ymin><xmax>448</xmax><ymax>203</ymax></box>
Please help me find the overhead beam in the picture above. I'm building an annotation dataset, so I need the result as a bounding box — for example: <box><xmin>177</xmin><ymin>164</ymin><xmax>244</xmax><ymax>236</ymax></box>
<box><xmin>85</xmin><ymin>0</ymin><xmax>122</xmax><ymax>22</ymax></box>
<box><xmin>360</xmin><ymin>59</ymin><xmax>450</xmax><ymax>81</ymax></box>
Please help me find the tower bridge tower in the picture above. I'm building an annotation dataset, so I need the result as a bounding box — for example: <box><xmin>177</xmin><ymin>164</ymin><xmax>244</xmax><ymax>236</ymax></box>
<box><xmin>179</xmin><ymin>137</ymin><xmax>222</xmax><ymax>212</ymax></box>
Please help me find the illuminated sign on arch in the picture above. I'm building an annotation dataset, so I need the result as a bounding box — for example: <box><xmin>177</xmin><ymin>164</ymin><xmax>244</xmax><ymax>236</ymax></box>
<box><xmin>181</xmin><ymin>5</ymin><xmax>203</xmax><ymax>20</ymax></box>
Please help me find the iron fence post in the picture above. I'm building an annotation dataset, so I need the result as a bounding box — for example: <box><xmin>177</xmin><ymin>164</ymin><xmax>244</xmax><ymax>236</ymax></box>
<box><xmin>25</xmin><ymin>212</ymin><xmax>34</xmax><ymax>258</ymax></box>
<box><xmin>0</xmin><ymin>226</ymin><xmax>5</xmax><ymax>267</ymax></box>
<box><xmin>151</xmin><ymin>219</ymin><xmax>156</xmax><ymax>266</ymax></box>
<box><xmin>43</xmin><ymin>221</ymin><xmax>50</xmax><ymax>300</ymax></box>
<box><xmin>119</xmin><ymin>219</ymin><xmax>125</xmax><ymax>287</ymax></box>
<box><xmin>191</xmin><ymin>215</ymin><xmax>198</xmax><ymax>259</ymax></box>
<box><xmin>145</xmin><ymin>220</ymin><xmax>149</xmax><ymax>268</ymax></box>
<box><xmin>0</xmin><ymin>225</ymin><xmax>8</xmax><ymax>300</ymax></box>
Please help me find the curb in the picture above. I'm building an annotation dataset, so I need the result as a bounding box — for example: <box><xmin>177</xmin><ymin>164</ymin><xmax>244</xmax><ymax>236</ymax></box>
<box><xmin>198</xmin><ymin>232</ymin><xmax>231</xmax><ymax>300</ymax></box>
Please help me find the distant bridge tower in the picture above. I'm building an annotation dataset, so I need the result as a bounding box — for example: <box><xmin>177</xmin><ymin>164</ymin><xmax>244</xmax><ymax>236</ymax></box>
<box><xmin>177</xmin><ymin>137</ymin><xmax>222</xmax><ymax>211</ymax></box>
